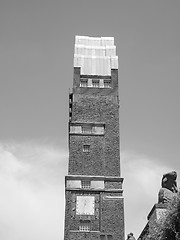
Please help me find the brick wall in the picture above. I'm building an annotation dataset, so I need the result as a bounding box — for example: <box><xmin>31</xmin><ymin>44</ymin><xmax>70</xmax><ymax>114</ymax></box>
<box><xmin>101</xmin><ymin>193</ymin><xmax>124</xmax><ymax>240</ymax></box>
<box><xmin>64</xmin><ymin>67</ymin><xmax>124</xmax><ymax>240</ymax></box>
<box><xmin>69</xmin><ymin>68</ymin><xmax>120</xmax><ymax>177</ymax></box>
<box><xmin>64</xmin><ymin>190</ymin><xmax>124</xmax><ymax>240</ymax></box>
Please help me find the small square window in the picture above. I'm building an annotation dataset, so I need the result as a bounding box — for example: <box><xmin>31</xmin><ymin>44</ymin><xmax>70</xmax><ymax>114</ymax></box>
<box><xmin>92</xmin><ymin>79</ymin><xmax>100</xmax><ymax>88</ymax></box>
<box><xmin>104</xmin><ymin>80</ymin><xmax>111</xmax><ymax>88</ymax></box>
<box><xmin>80</xmin><ymin>79</ymin><xmax>88</xmax><ymax>87</ymax></box>
<box><xmin>107</xmin><ymin>235</ymin><xmax>113</xmax><ymax>240</ymax></box>
<box><xmin>81</xmin><ymin>180</ymin><xmax>91</xmax><ymax>189</ymax></box>
<box><xmin>79</xmin><ymin>221</ymin><xmax>90</xmax><ymax>231</ymax></box>
<box><xmin>82</xmin><ymin>126</ymin><xmax>92</xmax><ymax>134</ymax></box>
<box><xmin>83</xmin><ymin>145</ymin><xmax>90</xmax><ymax>152</ymax></box>
<box><xmin>100</xmin><ymin>235</ymin><xmax>106</xmax><ymax>240</ymax></box>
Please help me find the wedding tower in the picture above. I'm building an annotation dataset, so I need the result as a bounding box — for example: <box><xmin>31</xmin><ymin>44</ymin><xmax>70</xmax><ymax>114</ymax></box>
<box><xmin>64</xmin><ymin>36</ymin><xmax>124</xmax><ymax>240</ymax></box>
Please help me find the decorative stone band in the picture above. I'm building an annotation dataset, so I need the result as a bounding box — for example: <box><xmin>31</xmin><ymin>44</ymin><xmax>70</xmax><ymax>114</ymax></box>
<box><xmin>65</xmin><ymin>175</ymin><xmax>124</xmax><ymax>193</ymax></box>
<box><xmin>66</xmin><ymin>188</ymin><xmax>123</xmax><ymax>193</ymax></box>
<box><xmin>66</xmin><ymin>180</ymin><xmax>104</xmax><ymax>189</ymax></box>
<box><xmin>69</xmin><ymin>122</ymin><xmax>105</xmax><ymax>135</ymax></box>
<box><xmin>66</xmin><ymin>175</ymin><xmax>124</xmax><ymax>182</ymax></box>
<box><xmin>80</xmin><ymin>78</ymin><xmax>112</xmax><ymax>88</ymax></box>
<box><xmin>103</xmin><ymin>196</ymin><xmax>123</xmax><ymax>200</ymax></box>
<box><xmin>74</xmin><ymin>36</ymin><xmax>118</xmax><ymax>76</ymax></box>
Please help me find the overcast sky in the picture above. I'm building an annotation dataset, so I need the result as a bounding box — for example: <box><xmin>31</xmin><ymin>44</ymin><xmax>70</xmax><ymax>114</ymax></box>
<box><xmin>0</xmin><ymin>0</ymin><xmax>180</xmax><ymax>239</ymax></box>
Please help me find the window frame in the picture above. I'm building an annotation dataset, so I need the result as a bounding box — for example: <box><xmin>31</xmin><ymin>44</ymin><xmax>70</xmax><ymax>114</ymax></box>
<box><xmin>104</xmin><ymin>79</ymin><xmax>111</xmax><ymax>88</ymax></box>
<box><xmin>80</xmin><ymin>79</ymin><xmax>88</xmax><ymax>87</ymax></box>
<box><xmin>92</xmin><ymin>79</ymin><xmax>100</xmax><ymax>88</ymax></box>
<box><xmin>79</xmin><ymin>221</ymin><xmax>91</xmax><ymax>231</ymax></box>
<box><xmin>83</xmin><ymin>144</ymin><xmax>90</xmax><ymax>153</ymax></box>
<box><xmin>81</xmin><ymin>180</ymin><xmax>91</xmax><ymax>189</ymax></box>
<box><xmin>82</xmin><ymin>126</ymin><xmax>93</xmax><ymax>134</ymax></box>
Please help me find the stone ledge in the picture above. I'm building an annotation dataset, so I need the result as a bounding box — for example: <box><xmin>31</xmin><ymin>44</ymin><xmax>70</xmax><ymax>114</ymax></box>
<box><xmin>69</xmin><ymin>133</ymin><xmax>105</xmax><ymax>136</ymax></box>
<box><xmin>65</xmin><ymin>188</ymin><xmax>123</xmax><ymax>193</ymax></box>
<box><xmin>69</xmin><ymin>230</ymin><xmax>100</xmax><ymax>233</ymax></box>
<box><xmin>65</xmin><ymin>175</ymin><xmax>123</xmax><ymax>182</ymax></box>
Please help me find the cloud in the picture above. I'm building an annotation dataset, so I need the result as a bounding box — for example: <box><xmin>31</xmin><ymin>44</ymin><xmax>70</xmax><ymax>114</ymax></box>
<box><xmin>1</xmin><ymin>142</ymin><xmax>179</xmax><ymax>240</ymax></box>
<box><xmin>0</xmin><ymin>141</ymin><xmax>68</xmax><ymax>185</ymax></box>
<box><xmin>0</xmin><ymin>141</ymin><xmax>68</xmax><ymax>240</ymax></box>
<box><xmin>121</xmin><ymin>151</ymin><xmax>178</xmax><ymax>239</ymax></box>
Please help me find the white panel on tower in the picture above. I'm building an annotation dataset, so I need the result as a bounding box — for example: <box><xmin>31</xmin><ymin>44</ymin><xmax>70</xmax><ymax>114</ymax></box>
<box><xmin>93</xmin><ymin>58</ymin><xmax>96</xmax><ymax>75</ymax></box>
<box><xmin>78</xmin><ymin>55</ymin><xmax>82</xmax><ymax>67</ymax></box>
<box><xmin>99</xmin><ymin>57</ymin><xmax>104</xmax><ymax>76</ymax></box>
<box><xmin>81</xmin><ymin>56</ymin><xmax>85</xmax><ymax>74</ymax></box>
<box><xmin>106</xmin><ymin>46</ymin><xmax>116</xmax><ymax>56</ymax></box>
<box><xmin>83</xmin><ymin>56</ymin><xmax>87</xmax><ymax>75</ymax></box>
<box><xmin>74</xmin><ymin>55</ymin><xmax>78</xmax><ymax>67</ymax></box>
<box><xmin>74</xmin><ymin>36</ymin><xmax>118</xmax><ymax>75</ymax></box>
<box><xmin>87</xmin><ymin>56</ymin><xmax>92</xmax><ymax>75</ymax></box>
<box><xmin>107</xmin><ymin>57</ymin><xmax>111</xmax><ymax>75</ymax></box>
<box><xmin>96</xmin><ymin>57</ymin><xmax>100</xmax><ymax>75</ymax></box>
<box><xmin>111</xmin><ymin>56</ymin><xmax>118</xmax><ymax>69</ymax></box>
<box><xmin>103</xmin><ymin>58</ymin><xmax>107</xmax><ymax>75</ymax></box>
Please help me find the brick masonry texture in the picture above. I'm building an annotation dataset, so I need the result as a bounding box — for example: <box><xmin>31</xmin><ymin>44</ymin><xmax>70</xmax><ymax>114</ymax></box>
<box><xmin>69</xmin><ymin>95</ymin><xmax>120</xmax><ymax>176</ymax></box>
<box><xmin>69</xmin><ymin>135</ymin><xmax>105</xmax><ymax>176</ymax></box>
<box><xmin>69</xmin><ymin>68</ymin><xmax>121</xmax><ymax>177</ymax></box>
<box><xmin>104</xmin><ymin>181</ymin><xmax>122</xmax><ymax>189</ymax></box>
<box><xmin>101</xmin><ymin>193</ymin><xmax>124</xmax><ymax>240</ymax></box>
<box><xmin>64</xmin><ymin>190</ymin><xmax>124</xmax><ymax>240</ymax></box>
<box><xmin>69</xmin><ymin>231</ymin><xmax>100</xmax><ymax>240</ymax></box>
<box><xmin>64</xmin><ymin>67</ymin><xmax>125</xmax><ymax>240</ymax></box>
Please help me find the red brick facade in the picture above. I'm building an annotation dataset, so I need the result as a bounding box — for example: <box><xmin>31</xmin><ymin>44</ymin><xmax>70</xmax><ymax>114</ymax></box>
<box><xmin>64</xmin><ymin>58</ymin><xmax>125</xmax><ymax>239</ymax></box>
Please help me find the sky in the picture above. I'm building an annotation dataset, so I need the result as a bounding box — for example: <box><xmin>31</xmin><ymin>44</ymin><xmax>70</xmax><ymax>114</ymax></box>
<box><xmin>0</xmin><ymin>0</ymin><xmax>180</xmax><ymax>239</ymax></box>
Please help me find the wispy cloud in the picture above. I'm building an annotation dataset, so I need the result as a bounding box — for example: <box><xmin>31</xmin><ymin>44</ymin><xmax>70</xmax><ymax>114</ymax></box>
<box><xmin>0</xmin><ymin>142</ymin><xmax>178</xmax><ymax>240</ymax></box>
<box><xmin>121</xmin><ymin>151</ymin><xmax>177</xmax><ymax>239</ymax></box>
<box><xmin>0</xmin><ymin>141</ymin><xmax>68</xmax><ymax>240</ymax></box>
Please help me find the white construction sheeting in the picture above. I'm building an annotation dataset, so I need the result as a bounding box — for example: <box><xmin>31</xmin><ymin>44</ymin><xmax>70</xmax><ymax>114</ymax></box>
<box><xmin>74</xmin><ymin>36</ymin><xmax>118</xmax><ymax>76</ymax></box>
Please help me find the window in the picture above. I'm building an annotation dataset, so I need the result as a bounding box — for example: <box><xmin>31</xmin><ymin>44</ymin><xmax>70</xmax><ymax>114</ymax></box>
<box><xmin>79</xmin><ymin>221</ymin><xmax>90</xmax><ymax>231</ymax></box>
<box><xmin>80</xmin><ymin>79</ymin><xmax>88</xmax><ymax>87</ymax></box>
<box><xmin>83</xmin><ymin>145</ymin><xmax>90</xmax><ymax>153</ymax></box>
<box><xmin>69</xmin><ymin>93</ymin><xmax>73</xmax><ymax>103</ymax></box>
<box><xmin>107</xmin><ymin>235</ymin><xmax>113</xmax><ymax>240</ymax></box>
<box><xmin>69</xmin><ymin>111</ymin><xmax>72</xmax><ymax>121</ymax></box>
<box><xmin>82</xmin><ymin>126</ymin><xmax>92</xmax><ymax>134</ymax></box>
<box><xmin>104</xmin><ymin>80</ymin><xmax>111</xmax><ymax>88</ymax></box>
<box><xmin>100</xmin><ymin>235</ymin><xmax>106</xmax><ymax>240</ymax></box>
<box><xmin>81</xmin><ymin>180</ymin><xmax>91</xmax><ymax>189</ymax></box>
<box><xmin>92</xmin><ymin>79</ymin><xmax>100</xmax><ymax>88</ymax></box>
<box><xmin>100</xmin><ymin>235</ymin><xmax>113</xmax><ymax>240</ymax></box>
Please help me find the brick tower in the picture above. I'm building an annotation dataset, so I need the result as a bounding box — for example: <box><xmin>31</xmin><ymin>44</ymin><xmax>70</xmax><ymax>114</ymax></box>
<box><xmin>64</xmin><ymin>36</ymin><xmax>124</xmax><ymax>240</ymax></box>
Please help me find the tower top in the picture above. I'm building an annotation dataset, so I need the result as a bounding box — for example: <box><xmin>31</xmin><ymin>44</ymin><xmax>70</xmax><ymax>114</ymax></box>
<box><xmin>74</xmin><ymin>35</ymin><xmax>118</xmax><ymax>76</ymax></box>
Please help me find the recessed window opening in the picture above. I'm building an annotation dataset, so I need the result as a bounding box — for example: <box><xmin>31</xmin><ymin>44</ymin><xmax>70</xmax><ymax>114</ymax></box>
<box><xmin>82</xmin><ymin>126</ymin><xmax>92</xmax><ymax>134</ymax></box>
<box><xmin>92</xmin><ymin>79</ymin><xmax>100</xmax><ymax>88</ymax></box>
<box><xmin>100</xmin><ymin>235</ymin><xmax>106</xmax><ymax>240</ymax></box>
<box><xmin>79</xmin><ymin>221</ymin><xmax>90</xmax><ymax>231</ymax></box>
<box><xmin>80</xmin><ymin>79</ymin><xmax>88</xmax><ymax>87</ymax></box>
<box><xmin>69</xmin><ymin>93</ymin><xmax>73</xmax><ymax>103</ymax></box>
<box><xmin>104</xmin><ymin>80</ymin><xmax>111</xmax><ymax>88</ymax></box>
<box><xmin>107</xmin><ymin>235</ymin><xmax>113</xmax><ymax>240</ymax></box>
<box><xmin>83</xmin><ymin>145</ymin><xmax>90</xmax><ymax>152</ymax></box>
<box><xmin>81</xmin><ymin>180</ymin><xmax>91</xmax><ymax>189</ymax></box>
